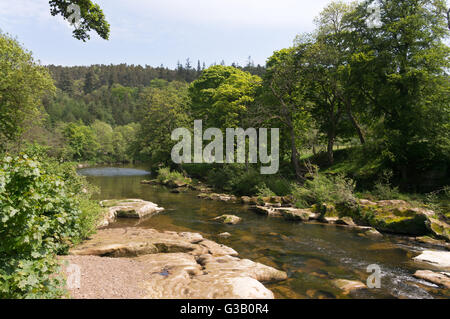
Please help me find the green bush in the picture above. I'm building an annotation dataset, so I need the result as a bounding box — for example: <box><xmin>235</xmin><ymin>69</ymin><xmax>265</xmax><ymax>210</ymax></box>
<box><xmin>0</xmin><ymin>155</ymin><xmax>101</xmax><ymax>298</ymax></box>
<box><xmin>156</xmin><ymin>167</ymin><xmax>191</xmax><ymax>185</ymax></box>
<box><xmin>264</xmin><ymin>177</ymin><xmax>293</xmax><ymax>196</ymax></box>
<box><xmin>229</xmin><ymin>168</ymin><xmax>265</xmax><ymax>196</ymax></box>
<box><xmin>292</xmin><ymin>172</ymin><xmax>356</xmax><ymax>208</ymax></box>
<box><xmin>372</xmin><ymin>170</ymin><xmax>402</xmax><ymax>200</ymax></box>
<box><xmin>256</xmin><ymin>183</ymin><xmax>276</xmax><ymax>197</ymax></box>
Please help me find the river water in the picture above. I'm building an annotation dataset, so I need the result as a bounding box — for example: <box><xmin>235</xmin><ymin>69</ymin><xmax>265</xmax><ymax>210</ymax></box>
<box><xmin>79</xmin><ymin>165</ymin><xmax>450</xmax><ymax>299</ymax></box>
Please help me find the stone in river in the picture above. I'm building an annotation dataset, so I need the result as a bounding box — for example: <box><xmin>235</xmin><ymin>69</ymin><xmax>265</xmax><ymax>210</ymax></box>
<box><xmin>332</xmin><ymin>279</ymin><xmax>367</xmax><ymax>294</ymax></box>
<box><xmin>414</xmin><ymin>270</ymin><xmax>450</xmax><ymax>289</ymax></box>
<box><xmin>212</xmin><ymin>214</ymin><xmax>242</xmax><ymax>225</ymax></box>
<box><xmin>413</xmin><ymin>250</ymin><xmax>450</xmax><ymax>270</ymax></box>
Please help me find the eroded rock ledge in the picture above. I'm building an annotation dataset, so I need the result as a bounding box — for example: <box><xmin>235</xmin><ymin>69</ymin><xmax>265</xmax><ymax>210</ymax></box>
<box><xmin>98</xmin><ymin>199</ymin><xmax>165</xmax><ymax>228</ymax></box>
<box><xmin>65</xmin><ymin>228</ymin><xmax>287</xmax><ymax>299</ymax></box>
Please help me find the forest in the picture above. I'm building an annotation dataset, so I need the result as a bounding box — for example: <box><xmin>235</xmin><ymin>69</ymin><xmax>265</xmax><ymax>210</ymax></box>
<box><xmin>0</xmin><ymin>0</ymin><xmax>449</xmax><ymax>299</ymax></box>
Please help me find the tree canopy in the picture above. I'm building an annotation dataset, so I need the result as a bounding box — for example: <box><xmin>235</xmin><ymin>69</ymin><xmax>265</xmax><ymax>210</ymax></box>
<box><xmin>49</xmin><ymin>0</ymin><xmax>110</xmax><ymax>41</ymax></box>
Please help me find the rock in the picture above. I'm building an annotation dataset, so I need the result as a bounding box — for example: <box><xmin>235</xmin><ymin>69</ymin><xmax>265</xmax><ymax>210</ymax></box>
<box><xmin>413</xmin><ymin>250</ymin><xmax>450</xmax><ymax>270</ymax></box>
<box><xmin>414</xmin><ymin>270</ymin><xmax>450</xmax><ymax>289</ymax></box>
<box><xmin>426</xmin><ymin>218</ymin><xmax>450</xmax><ymax>242</ymax></box>
<box><xmin>323</xmin><ymin>217</ymin><xmax>339</xmax><ymax>224</ymax></box>
<box><xmin>281</xmin><ymin>196</ymin><xmax>294</xmax><ymax>205</ymax></box>
<box><xmin>277</xmin><ymin>208</ymin><xmax>312</xmax><ymax>221</ymax></box>
<box><xmin>376</xmin><ymin>200</ymin><xmax>408</xmax><ymax>207</ymax></box>
<box><xmin>364</xmin><ymin>228</ymin><xmax>383</xmax><ymax>238</ymax></box>
<box><xmin>336</xmin><ymin>217</ymin><xmax>356</xmax><ymax>226</ymax></box>
<box><xmin>71</xmin><ymin>242</ymin><xmax>159</xmax><ymax>257</ymax></box>
<box><xmin>197</xmin><ymin>254</ymin><xmax>288</xmax><ymax>282</ymax></box>
<box><xmin>97</xmin><ymin>199</ymin><xmax>164</xmax><ymax>226</ymax></box>
<box><xmin>71</xmin><ymin>229</ymin><xmax>199</xmax><ymax>257</ymax></box>
<box><xmin>415</xmin><ymin>236</ymin><xmax>450</xmax><ymax>250</ymax></box>
<box><xmin>212</xmin><ymin>215</ymin><xmax>242</xmax><ymax>225</ymax></box>
<box><xmin>269</xmin><ymin>196</ymin><xmax>283</xmax><ymax>204</ymax></box>
<box><xmin>115</xmin><ymin>201</ymin><xmax>164</xmax><ymax>219</ymax></box>
<box><xmin>218</xmin><ymin>232</ymin><xmax>232</xmax><ymax>238</ymax></box>
<box><xmin>250</xmin><ymin>206</ymin><xmax>318</xmax><ymax>221</ymax></box>
<box><xmin>67</xmin><ymin>228</ymin><xmax>286</xmax><ymax>299</ymax></box>
<box><xmin>250</xmin><ymin>197</ymin><xmax>262</xmax><ymax>205</ymax></box>
<box><xmin>250</xmin><ymin>205</ymin><xmax>274</xmax><ymax>216</ymax></box>
<box><xmin>332</xmin><ymin>279</ymin><xmax>367</xmax><ymax>294</ymax></box>
<box><xmin>314</xmin><ymin>203</ymin><xmax>338</xmax><ymax>219</ymax></box>
<box><xmin>197</xmin><ymin>193</ymin><xmax>210</xmax><ymax>199</ymax></box>
<box><xmin>360</xmin><ymin>205</ymin><xmax>429</xmax><ymax>236</ymax></box>
<box><xmin>140</xmin><ymin>180</ymin><xmax>158</xmax><ymax>185</ymax></box>
<box><xmin>240</xmin><ymin>196</ymin><xmax>252</xmax><ymax>204</ymax></box>
<box><xmin>198</xmin><ymin>239</ymin><xmax>239</xmax><ymax>256</ymax></box>
<box><xmin>359</xmin><ymin>199</ymin><xmax>377</xmax><ymax>206</ymax></box>
<box><xmin>209</xmin><ymin>193</ymin><xmax>236</xmax><ymax>202</ymax></box>
<box><xmin>165</xmin><ymin>179</ymin><xmax>191</xmax><ymax>189</ymax></box>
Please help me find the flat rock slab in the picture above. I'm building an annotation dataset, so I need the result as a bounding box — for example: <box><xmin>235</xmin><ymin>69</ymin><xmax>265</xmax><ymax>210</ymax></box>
<box><xmin>66</xmin><ymin>228</ymin><xmax>286</xmax><ymax>299</ymax></box>
<box><xmin>413</xmin><ymin>250</ymin><xmax>450</xmax><ymax>270</ymax></box>
<box><xmin>98</xmin><ymin>199</ymin><xmax>164</xmax><ymax>227</ymax></box>
<box><xmin>414</xmin><ymin>270</ymin><xmax>450</xmax><ymax>289</ymax></box>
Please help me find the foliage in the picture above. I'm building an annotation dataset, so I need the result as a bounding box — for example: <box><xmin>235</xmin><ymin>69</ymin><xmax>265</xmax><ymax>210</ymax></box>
<box><xmin>256</xmin><ymin>184</ymin><xmax>276</xmax><ymax>198</ymax></box>
<box><xmin>0</xmin><ymin>155</ymin><xmax>101</xmax><ymax>298</ymax></box>
<box><xmin>156</xmin><ymin>167</ymin><xmax>191</xmax><ymax>186</ymax></box>
<box><xmin>0</xmin><ymin>33</ymin><xmax>55</xmax><ymax>150</ymax></box>
<box><xmin>189</xmin><ymin>65</ymin><xmax>262</xmax><ymax>129</ymax></box>
<box><xmin>134</xmin><ymin>82</ymin><xmax>191</xmax><ymax>166</ymax></box>
<box><xmin>372</xmin><ymin>170</ymin><xmax>402</xmax><ymax>200</ymax></box>
<box><xmin>49</xmin><ymin>0</ymin><xmax>110</xmax><ymax>41</ymax></box>
<box><xmin>292</xmin><ymin>172</ymin><xmax>356</xmax><ymax>208</ymax></box>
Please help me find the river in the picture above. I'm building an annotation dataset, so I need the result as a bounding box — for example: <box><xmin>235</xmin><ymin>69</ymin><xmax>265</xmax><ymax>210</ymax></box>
<box><xmin>79</xmin><ymin>165</ymin><xmax>450</xmax><ymax>299</ymax></box>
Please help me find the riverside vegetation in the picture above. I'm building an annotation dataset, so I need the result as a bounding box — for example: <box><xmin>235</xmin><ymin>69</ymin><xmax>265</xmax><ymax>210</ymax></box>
<box><xmin>0</xmin><ymin>0</ymin><xmax>449</xmax><ymax>298</ymax></box>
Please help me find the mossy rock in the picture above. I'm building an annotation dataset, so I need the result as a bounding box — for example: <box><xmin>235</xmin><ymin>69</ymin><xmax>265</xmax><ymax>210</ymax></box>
<box><xmin>427</xmin><ymin>218</ymin><xmax>450</xmax><ymax>242</ymax></box>
<box><xmin>212</xmin><ymin>215</ymin><xmax>242</xmax><ymax>225</ymax></box>
<box><xmin>313</xmin><ymin>203</ymin><xmax>338</xmax><ymax>218</ymax></box>
<box><xmin>369</xmin><ymin>214</ymin><xmax>428</xmax><ymax>236</ymax></box>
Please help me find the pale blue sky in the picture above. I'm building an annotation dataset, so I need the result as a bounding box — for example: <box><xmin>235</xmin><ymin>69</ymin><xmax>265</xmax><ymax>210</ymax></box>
<box><xmin>0</xmin><ymin>0</ymin><xmax>346</xmax><ymax>68</ymax></box>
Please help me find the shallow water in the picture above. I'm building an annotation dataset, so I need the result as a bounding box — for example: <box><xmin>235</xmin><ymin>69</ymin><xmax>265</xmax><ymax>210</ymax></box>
<box><xmin>79</xmin><ymin>165</ymin><xmax>450</xmax><ymax>299</ymax></box>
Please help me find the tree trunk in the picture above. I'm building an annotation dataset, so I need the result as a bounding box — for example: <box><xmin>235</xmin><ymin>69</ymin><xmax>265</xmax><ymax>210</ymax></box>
<box><xmin>290</xmin><ymin>126</ymin><xmax>303</xmax><ymax>180</ymax></box>
<box><xmin>327</xmin><ymin>125</ymin><xmax>335</xmax><ymax>165</ymax></box>
<box><xmin>348</xmin><ymin>109</ymin><xmax>365</xmax><ymax>145</ymax></box>
<box><xmin>343</xmin><ymin>97</ymin><xmax>365</xmax><ymax>145</ymax></box>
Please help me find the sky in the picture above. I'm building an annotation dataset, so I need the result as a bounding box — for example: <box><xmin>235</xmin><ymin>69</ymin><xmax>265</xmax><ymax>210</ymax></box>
<box><xmin>0</xmin><ymin>0</ymin><xmax>351</xmax><ymax>68</ymax></box>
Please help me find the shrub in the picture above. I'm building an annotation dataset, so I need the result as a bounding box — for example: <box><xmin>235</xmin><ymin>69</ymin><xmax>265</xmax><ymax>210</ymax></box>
<box><xmin>292</xmin><ymin>172</ymin><xmax>356</xmax><ymax>208</ymax></box>
<box><xmin>0</xmin><ymin>155</ymin><xmax>101</xmax><ymax>298</ymax></box>
<box><xmin>372</xmin><ymin>170</ymin><xmax>401</xmax><ymax>200</ymax></box>
<box><xmin>156</xmin><ymin>167</ymin><xmax>191</xmax><ymax>185</ymax></box>
<box><xmin>264</xmin><ymin>177</ymin><xmax>293</xmax><ymax>196</ymax></box>
<box><xmin>229</xmin><ymin>168</ymin><xmax>265</xmax><ymax>196</ymax></box>
<box><xmin>256</xmin><ymin>183</ymin><xmax>276</xmax><ymax>197</ymax></box>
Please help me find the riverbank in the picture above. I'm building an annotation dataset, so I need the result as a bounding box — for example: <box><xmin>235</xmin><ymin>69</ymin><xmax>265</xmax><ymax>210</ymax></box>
<box><xmin>145</xmin><ymin>177</ymin><xmax>450</xmax><ymax>250</ymax></box>
<box><xmin>73</xmin><ymin>166</ymin><xmax>450</xmax><ymax>298</ymax></box>
<box><xmin>62</xmin><ymin>200</ymin><xmax>287</xmax><ymax>299</ymax></box>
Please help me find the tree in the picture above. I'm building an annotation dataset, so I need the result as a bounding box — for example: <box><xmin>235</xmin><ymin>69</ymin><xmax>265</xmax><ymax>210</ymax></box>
<box><xmin>49</xmin><ymin>0</ymin><xmax>110</xmax><ymax>41</ymax></box>
<box><xmin>189</xmin><ymin>65</ymin><xmax>262</xmax><ymax>130</ymax></box>
<box><xmin>0</xmin><ymin>33</ymin><xmax>55</xmax><ymax>150</ymax></box>
<box><xmin>347</xmin><ymin>0</ymin><xmax>450</xmax><ymax>180</ymax></box>
<box><xmin>303</xmin><ymin>1</ymin><xmax>366</xmax><ymax>165</ymax></box>
<box><xmin>262</xmin><ymin>47</ymin><xmax>313</xmax><ymax>180</ymax></box>
<box><xmin>135</xmin><ymin>82</ymin><xmax>191</xmax><ymax>166</ymax></box>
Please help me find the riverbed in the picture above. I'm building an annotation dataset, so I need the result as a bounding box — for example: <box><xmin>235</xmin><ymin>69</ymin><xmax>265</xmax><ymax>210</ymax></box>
<box><xmin>79</xmin><ymin>165</ymin><xmax>450</xmax><ymax>299</ymax></box>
